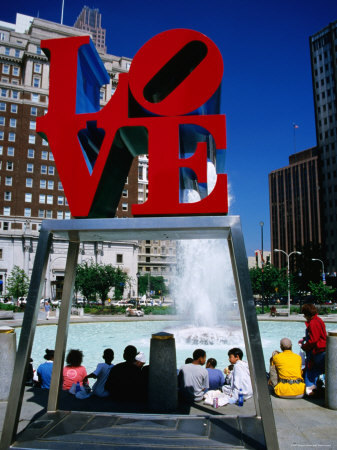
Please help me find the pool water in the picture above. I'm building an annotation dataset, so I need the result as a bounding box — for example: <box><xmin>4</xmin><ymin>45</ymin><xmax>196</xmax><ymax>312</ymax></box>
<box><xmin>17</xmin><ymin>320</ymin><xmax>337</xmax><ymax>375</ymax></box>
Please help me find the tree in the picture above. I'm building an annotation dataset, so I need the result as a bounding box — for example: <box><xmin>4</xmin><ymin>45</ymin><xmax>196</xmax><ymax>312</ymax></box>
<box><xmin>7</xmin><ymin>266</ymin><xmax>29</xmax><ymax>300</ymax></box>
<box><xmin>75</xmin><ymin>261</ymin><xmax>130</xmax><ymax>303</ymax></box>
<box><xmin>308</xmin><ymin>281</ymin><xmax>336</xmax><ymax>304</ymax></box>
<box><xmin>138</xmin><ymin>275</ymin><xmax>168</xmax><ymax>296</ymax></box>
<box><xmin>75</xmin><ymin>261</ymin><xmax>98</xmax><ymax>302</ymax></box>
<box><xmin>249</xmin><ymin>264</ymin><xmax>291</xmax><ymax>300</ymax></box>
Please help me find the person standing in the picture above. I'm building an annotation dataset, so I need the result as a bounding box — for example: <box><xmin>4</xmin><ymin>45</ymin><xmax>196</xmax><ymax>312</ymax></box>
<box><xmin>300</xmin><ymin>303</ymin><xmax>327</xmax><ymax>395</ymax></box>
<box><xmin>44</xmin><ymin>301</ymin><xmax>51</xmax><ymax>320</ymax></box>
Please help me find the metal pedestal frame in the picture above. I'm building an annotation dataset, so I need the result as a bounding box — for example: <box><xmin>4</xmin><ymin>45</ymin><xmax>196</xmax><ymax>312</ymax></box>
<box><xmin>0</xmin><ymin>216</ymin><xmax>279</xmax><ymax>450</ymax></box>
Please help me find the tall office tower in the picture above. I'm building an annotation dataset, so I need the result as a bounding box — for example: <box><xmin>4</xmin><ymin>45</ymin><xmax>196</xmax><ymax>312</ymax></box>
<box><xmin>0</xmin><ymin>14</ymin><xmax>139</xmax><ymax>298</ymax></box>
<box><xmin>269</xmin><ymin>147</ymin><xmax>321</xmax><ymax>269</ymax></box>
<box><xmin>309</xmin><ymin>20</ymin><xmax>337</xmax><ymax>273</ymax></box>
<box><xmin>74</xmin><ymin>6</ymin><xmax>106</xmax><ymax>53</ymax></box>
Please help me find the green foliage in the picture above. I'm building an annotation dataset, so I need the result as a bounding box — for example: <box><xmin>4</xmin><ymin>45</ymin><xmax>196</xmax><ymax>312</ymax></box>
<box><xmin>6</xmin><ymin>266</ymin><xmax>29</xmax><ymax>300</ymax></box>
<box><xmin>308</xmin><ymin>281</ymin><xmax>336</xmax><ymax>304</ymax></box>
<box><xmin>138</xmin><ymin>275</ymin><xmax>168</xmax><ymax>296</ymax></box>
<box><xmin>249</xmin><ymin>264</ymin><xmax>290</xmax><ymax>298</ymax></box>
<box><xmin>75</xmin><ymin>261</ymin><xmax>130</xmax><ymax>303</ymax></box>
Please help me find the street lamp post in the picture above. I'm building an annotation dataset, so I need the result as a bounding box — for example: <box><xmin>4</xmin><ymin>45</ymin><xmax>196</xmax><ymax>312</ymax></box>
<box><xmin>312</xmin><ymin>258</ymin><xmax>325</xmax><ymax>284</ymax></box>
<box><xmin>274</xmin><ymin>249</ymin><xmax>302</xmax><ymax>315</ymax></box>
<box><xmin>259</xmin><ymin>221</ymin><xmax>265</xmax><ymax>314</ymax></box>
<box><xmin>136</xmin><ymin>272</ymin><xmax>140</xmax><ymax>306</ymax></box>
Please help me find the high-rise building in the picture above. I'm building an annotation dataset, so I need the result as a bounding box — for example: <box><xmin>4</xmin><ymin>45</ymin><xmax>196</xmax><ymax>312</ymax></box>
<box><xmin>0</xmin><ymin>12</ymin><xmax>176</xmax><ymax>298</ymax></box>
<box><xmin>269</xmin><ymin>147</ymin><xmax>321</xmax><ymax>269</ymax></box>
<box><xmin>74</xmin><ymin>6</ymin><xmax>106</xmax><ymax>53</ymax></box>
<box><xmin>309</xmin><ymin>20</ymin><xmax>337</xmax><ymax>273</ymax></box>
<box><xmin>0</xmin><ymin>14</ymin><xmax>138</xmax><ymax>298</ymax></box>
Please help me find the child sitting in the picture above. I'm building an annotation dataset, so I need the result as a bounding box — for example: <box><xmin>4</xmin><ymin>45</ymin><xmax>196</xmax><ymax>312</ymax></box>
<box><xmin>62</xmin><ymin>349</ymin><xmax>88</xmax><ymax>391</ymax></box>
<box><xmin>84</xmin><ymin>349</ymin><xmax>114</xmax><ymax>397</ymax></box>
<box><xmin>222</xmin><ymin>347</ymin><xmax>253</xmax><ymax>401</ymax></box>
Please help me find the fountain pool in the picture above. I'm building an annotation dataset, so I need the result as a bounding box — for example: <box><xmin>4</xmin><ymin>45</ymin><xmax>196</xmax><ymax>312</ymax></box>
<box><xmin>17</xmin><ymin>320</ymin><xmax>337</xmax><ymax>375</ymax></box>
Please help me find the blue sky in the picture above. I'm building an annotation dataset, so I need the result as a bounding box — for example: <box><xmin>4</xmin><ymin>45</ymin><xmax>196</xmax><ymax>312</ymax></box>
<box><xmin>3</xmin><ymin>1</ymin><xmax>337</xmax><ymax>254</ymax></box>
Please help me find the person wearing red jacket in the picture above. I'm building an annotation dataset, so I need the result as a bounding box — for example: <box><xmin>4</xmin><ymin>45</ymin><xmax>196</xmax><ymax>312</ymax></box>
<box><xmin>299</xmin><ymin>303</ymin><xmax>327</xmax><ymax>395</ymax></box>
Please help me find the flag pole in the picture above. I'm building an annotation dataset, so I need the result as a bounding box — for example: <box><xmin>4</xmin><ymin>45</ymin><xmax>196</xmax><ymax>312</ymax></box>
<box><xmin>61</xmin><ymin>0</ymin><xmax>65</xmax><ymax>24</ymax></box>
<box><xmin>292</xmin><ymin>123</ymin><xmax>298</xmax><ymax>153</ymax></box>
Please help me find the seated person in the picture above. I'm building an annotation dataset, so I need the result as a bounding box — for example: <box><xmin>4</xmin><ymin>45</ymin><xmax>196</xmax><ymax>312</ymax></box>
<box><xmin>62</xmin><ymin>349</ymin><xmax>88</xmax><ymax>391</ymax></box>
<box><xmin>205</xmin><ymin>358</ymin><xmax>225</xmax><ymax>391</ymax></box>
<box><xmin>178</xmin><ymin>348</ymin><xmax>209</xmax><ymax>403</ymax></box>
<box><xmin>222</xmin><ymin>347</ymin><xmax>253</xmax><ymax>401</ymax></box>
<box><xmin>268</xmin><ymin>350</ymin><xmax>280</xmax><ymax>388</ymax></box>
<box><xmin>84</xmin><ymin>348</ymin><xmax>114</xmax><ymax>397</ymax></box>
<box><xmin>105</xmin><ymin>345</ymin><xmax>143</xmax><ymax>401</ymax></box>
<box><xmin>272</xmin><ymin>338</ymin><xmax>305</xmax><ymax>399</ymax></box>
<box><xmin>37</xmin><ymin>349</ymin><xmax>54</xmax><ymax>389</ymax></box>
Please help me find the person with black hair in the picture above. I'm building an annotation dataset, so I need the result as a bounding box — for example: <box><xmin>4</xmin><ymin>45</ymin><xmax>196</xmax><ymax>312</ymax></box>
<box><xmin>62</xmin><ymin>349</ymin><xmax>88</xmax><ymax>391</ymax></box>
<box><xmin>178</xmin><ymin>348</ymin><xmax>209</xmax><ymax>402</ymax></box>
<box><xmin>105</xmin><ymin>345</ymin><xmax>143</xmax><ymax>401</ymax></box>
<box><xmin>206</xmin><ymin>357</ymin><xmax>225</xmax><ymax>391</ymax></box>
<box><xmin>222</xmin><ymin>347</ymin><xmax>252</xmax><ymax>401</ymax></box>
<box><xmin>84</xmin><ymin>348</ymin><xmax>114</xmax><ymax>397</ymax></box>
<box><xmin>37</xmin><ymin>349</ymin><xmax>54</xmax><ymax>389</ymax></box>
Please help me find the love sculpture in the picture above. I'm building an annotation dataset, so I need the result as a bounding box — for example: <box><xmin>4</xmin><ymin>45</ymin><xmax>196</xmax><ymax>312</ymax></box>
<box><xmin>37</xmin><ymin>29</ymin><xmax>227</xmax><ymax>218</ymax></box>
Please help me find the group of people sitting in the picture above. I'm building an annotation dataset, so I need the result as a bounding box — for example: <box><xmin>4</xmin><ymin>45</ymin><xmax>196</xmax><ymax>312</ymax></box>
<box><xmin>178</xmin><ymin>347</ymin><xmax>253</xmax><ymax>405</ymax></box>
<box><xmin>34</xmin><ymin>302</ymin><xmax>327</xmax><ymax>404</ymax></box>
<box><xmin>269</xmin><ymin>303</ymin><xmax>327</xmax><ymax>398</ymax></box>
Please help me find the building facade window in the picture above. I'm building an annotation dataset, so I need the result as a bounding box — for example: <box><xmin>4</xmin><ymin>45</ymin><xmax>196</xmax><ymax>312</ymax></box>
<box><xmin>40</xmin><ymin>179</ymin><xmax>46</xmax><ymax>189</ymax></box>
<box><xmin>5</xmin><ymin>176</ymin><xmax>12</xmax><ymax>186</ymax></box>
<box><xmin>25</xmin><ymin>193</ymin><xmax>32</xmax><ymax>202</ymax></box>
<box><xmin>39</xmin><ymin>194</ymin><xmax>45</xmax><ymax>203</ymax></box>
<box><xmin>27</xmin><ymin>149</ymin><xmax>34</xmax><ymax>158</ymax></box>
<box><xmin>48</xmin><ymin>166</ymin><xmax>55</xmax><ymax>175</ymax></box>
<box><xmin>24</xmin><ymin>208</ymin><xmax>31</xmax><ymax>217</ymax></box>
<box><xmin>9</xmin><ymin>118</ymin><xmax>16</xmax><ymax>127</ymax></box>
<box><xmin>7</xmin><ymin>147</ymin><xmax>14</xmax><ymax>156</ymax></box>
<box><xmin>116</xmin><ymin>254</ymin><xmax>123</xmax><ymax>263</ymax></box>
<box><xmin>10</xmin><ymin>104</ymin><xmax>17</xmax><ymax>113</ymax></box>
<box><xmin>47</xmin><ymin>195</ymin><xmax>53</xmax><ymax>204</ymax></box>
<box><xmin>57</xmin><ymin>196</ymin><xmax>64</xmax><ymax>205</ymax></box>
<box><xmin>4</xmin><ymin>191</ymin><xmax>11</xmax><ymax>201</ymax></box>
<box><xmin>48</xmin><ymin>180</ymin><xmax>54</xmax><ymax>190</ymax></box>
<box><xmin>34</xmin><ymin>63</ymin><xmax>42</xmax><ymax>73</ymax></box>
<box><xmin>26</xmin><ymin>163</ymin><xmax>34</xmax><ymax>173</ymax></box>
<box><xmin>46</xmin><ymin>210</ymin><xmax>52</xmax><ymax>218</ymax></box>
<box><xmin>8</xmin><ymin>132</ymin><xmax>15</xmax><ymax>142</ymax></box>
<box><xmin>28</xmin><ymin>135</ymin><xmax>35</xmax><ymax>144</ymax></box>
<box><xmin>3</xmin><ymin>207</ymin><xmax>10</xmax><ymax>216</ymax></box>
<box><xmin>0</xmin><ymin>102</ymin><xmax>5</xmax><ymax>111</ymax></box>
<box><xmin>6</xmin><ymin>161</ymin><xmax>13</xmax><ymax>171</ymax></box>
<box><xmin>41</xmin><ymin>151</ymin><xmax>48</xmax><ymax>160</ymax></box>
<box><xmin>26</xmin><ymin>178</ymin><xmax>33</xmax><ymax>187</ymax></box>
<box><xmin>31</xmin><ymin>107</ymin><xmax>37</xmax><ymax>116</ymax></box>
<box><xmin>57</xmin><ymin>211</ymin><xmax>63</xmax><ymax>219</ymax></box>
<box><xmin>29</xmin><ymin>121</ymin><xmax>36</xmax><ymax>130</ymax></box>
<box><xmin>38</xmin><ymin>209</ymin><xmax>45</xmax><ymax>218</ymax></box>
<box><xmin>41</xmin><ymin>165</ymin><xmax>47</xmax><ymax>174</ymax></box>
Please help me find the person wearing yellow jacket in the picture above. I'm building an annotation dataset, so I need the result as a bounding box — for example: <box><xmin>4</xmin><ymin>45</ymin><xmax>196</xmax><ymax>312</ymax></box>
<box><xmin>272</xmin><ymin>338</ymin><xmax>305</xmax><ymax>398</ymax></box>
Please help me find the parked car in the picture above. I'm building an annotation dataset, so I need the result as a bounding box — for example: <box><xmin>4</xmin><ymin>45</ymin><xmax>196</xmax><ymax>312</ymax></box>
<box><xmin>51</xmin><ymin>299</ymin><xmax>60</xmax><ymax>307</ymax></box>
<box><xmin>126</xmin><ymin>307</ymin><xmax>144</xmax><ymax>317</ymax></box>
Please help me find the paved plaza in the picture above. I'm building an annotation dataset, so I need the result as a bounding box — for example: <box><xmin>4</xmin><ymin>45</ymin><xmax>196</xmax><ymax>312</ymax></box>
<box><xmin>1</xmin><ymin>313</ymin><xmax>337</xmax><ymax>448</ymax></box>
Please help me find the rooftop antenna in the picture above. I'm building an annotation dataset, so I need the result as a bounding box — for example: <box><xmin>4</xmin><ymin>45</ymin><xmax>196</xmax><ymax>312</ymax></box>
<box><xmin>61</xmin><ymin>0</ymin><xmax>65</xmax><ymax>24</ymax></box>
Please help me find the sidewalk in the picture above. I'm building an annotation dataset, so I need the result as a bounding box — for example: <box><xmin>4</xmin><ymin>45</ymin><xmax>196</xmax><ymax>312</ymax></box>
<box><xmin>1</xmin><ymin>386</ymin><xmax>337</xmax><ymax>449</ymax></box>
